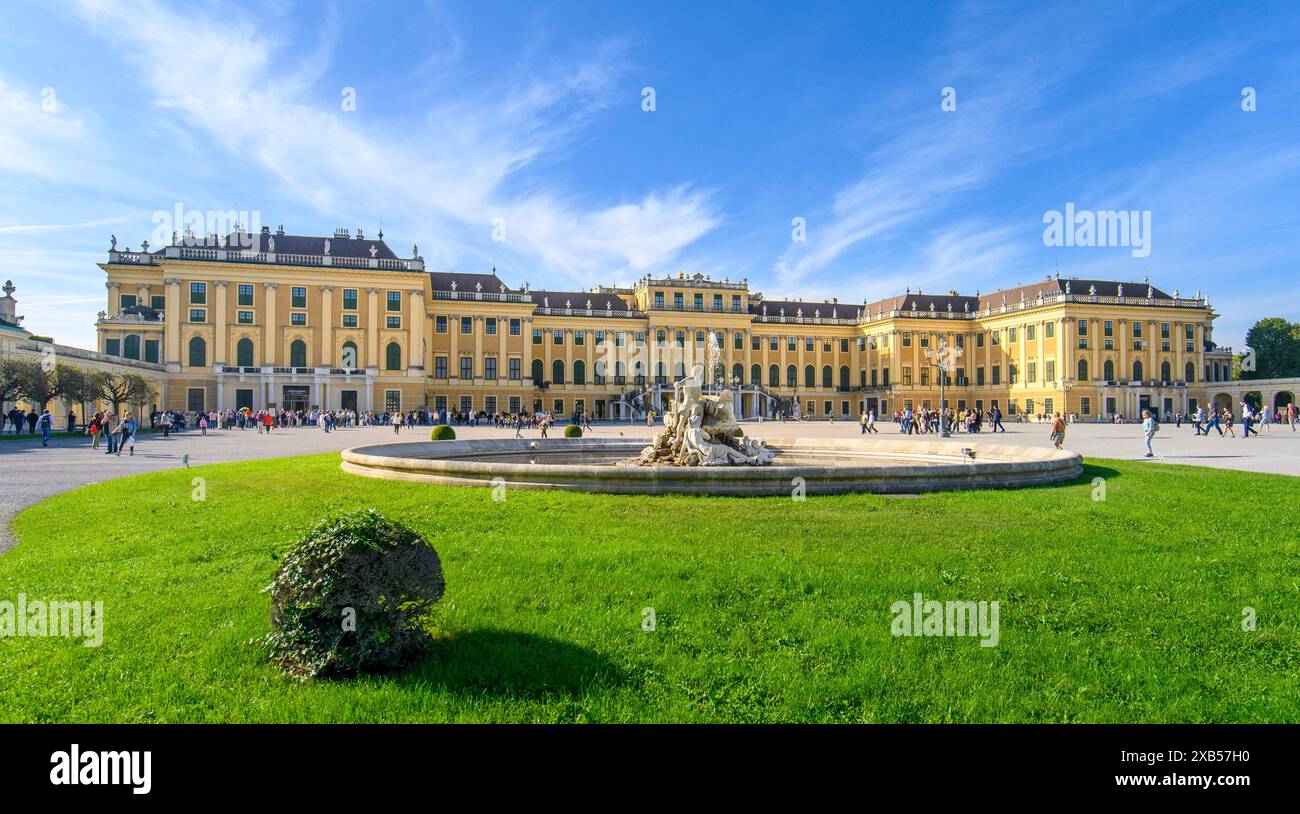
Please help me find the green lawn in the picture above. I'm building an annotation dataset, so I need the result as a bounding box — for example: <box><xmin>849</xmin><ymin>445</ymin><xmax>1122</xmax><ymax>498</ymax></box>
<box><xmin>1</xmin><ymin>454</ymin><xmax>1297</xmax><ymax>723</ymax></box>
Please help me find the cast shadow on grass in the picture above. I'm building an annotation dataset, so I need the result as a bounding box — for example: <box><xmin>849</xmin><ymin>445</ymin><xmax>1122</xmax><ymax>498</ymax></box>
<box><xmin>401</xmin><ymin>628</ymin><xmax>625</xmax><ymax>698</ymax></box>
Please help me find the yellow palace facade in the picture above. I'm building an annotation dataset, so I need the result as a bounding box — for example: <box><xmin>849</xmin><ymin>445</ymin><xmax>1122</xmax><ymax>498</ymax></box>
<box><xmin>95</xmin><ymin>226</ymin><xmax>1235</xmax><ymax>421</ymax></box>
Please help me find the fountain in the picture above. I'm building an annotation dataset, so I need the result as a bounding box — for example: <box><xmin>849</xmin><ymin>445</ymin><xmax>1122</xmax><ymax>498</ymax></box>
<box><xmin>633</xmin><ymin>363</ymin><xmax>775</xmax><ymax>466</ymax></box>
<box><xmin>341</xmin><ymin>321</ymin><xmax>1081</xmax><ymax>496</ymax></box>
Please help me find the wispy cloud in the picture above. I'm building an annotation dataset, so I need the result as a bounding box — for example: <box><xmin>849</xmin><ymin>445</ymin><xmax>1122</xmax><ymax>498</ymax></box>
<box><xmin>70</xmin><ymin>0</ymin><xmax>718</xmax><ymax>284</ymax></box>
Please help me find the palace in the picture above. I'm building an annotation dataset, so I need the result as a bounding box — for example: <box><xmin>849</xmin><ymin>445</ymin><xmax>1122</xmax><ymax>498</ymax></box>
<box><xmin>87</xmin><ymin>224</ymin><xmax>1241</xmax><ymax>421</ymax></box>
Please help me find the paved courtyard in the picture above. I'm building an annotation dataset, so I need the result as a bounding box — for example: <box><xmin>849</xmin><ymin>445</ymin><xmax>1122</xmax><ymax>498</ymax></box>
<box><xmin>2</xmin><ymin>418</ymin><xmax>1297</xmax><ymax>553</ymax></box>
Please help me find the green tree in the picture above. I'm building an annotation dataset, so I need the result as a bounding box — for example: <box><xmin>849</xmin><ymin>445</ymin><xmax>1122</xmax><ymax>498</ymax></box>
<box><xmin>1240</xmin><ymin>317</ymin><xmax>1300</xmax><ymax>379</ymax></box>
<box><xmin>13</xmin><ymin>358</ymin><xmax>60</xmax><ymax>409</ymax></box>
<box><xmin>55</xmin><ymin>364</ymin><xmax>99</xmax><ymax>428</ymax></box>
<box><xmin>0</xmin><ymin>357</ymin><xmax>24</xmax><ymax>406</ymax></box>
<box><xmin>99</xmin><ymin>372</ymin><xmax>155</xmax><ymax>416</ymax></box>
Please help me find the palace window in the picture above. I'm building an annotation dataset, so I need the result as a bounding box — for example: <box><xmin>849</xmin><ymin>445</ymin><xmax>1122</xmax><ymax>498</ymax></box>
<box><xmin>386</xmin><ymin>291</ymin><xmax>401</xmax><ymax>312</ymax></box>
<box><xmin>509</xmin><ymin>358</ymin><xmax>521</xmax><ymax>380</ymax></box>
<box><xmin>460</xmin><ymin>356</ymin><xmax>473</xmax><ymax>379</ymax></box>
<box><xmin>386</xmin><ymin>316</ymin><xmax>400</xmax><ymax>329</ymax></box>
<box><xmin>190</xmin><ymin>282</ymin><xmax>206</xmax><ymax>304</ymax></box>
<box><xmin>485</xmin><ymin>358</ymin><xmax>497</xmax><ymax>380</ymax></box>
<box><xmin>553</xmin><ymin>329</ymin><xmax>563</xmax><ymax>345</ymax></box>
<box><xmin>342</xmin><ymin>288</ymin><xmax>357</xmax><ymax>309</ymax></box>
<box><xmin>342</xmin><ymin>314</ymin><xmax>357</xmax><ymax>328</ymax></box>
<box><xmin>486</xmin><ymin>318</ymin><xmax>497</xmax><ymax>335</ymax></box>
<box><xmin>188</xmin><ymin>336</ymin><xmax>207</xmax><ymax>367</ymax></box>
<box><xmin>290</xmin><ymin>286</ymin><xmax>306</xmax><ymax>308</ymax></box>
<box><xmin>238</xmin><ymin>311</ymin><xmax>253</xmax><ymax>324</ymax></box>
<box><xmin>674</xmin><ymin>293</ymin><xmax>683</xmax><ymax>309</ymax></box>
<box><xmin>510</xmin><ymin>318</ymin><xmax>521</xmax><ymax>336</ymax></box>
<box><xmin>1044</xmin><ymin>321</ymin><xmax>1054</xmax><ymax>338</ymax></box>
<box><xmin>654</xmin><ymin>291</ymin><xmax>664</xmax><ymax>308</ymax></box>
<box><xmin>238</xmin><ymin>284</ymin><xmax>254</xmax><ymax>306</ymax></box>
<box><xmin>190</xmin><ymin>309</ymin><xmax>206</xmax><ymax>323</ymax></box>
<box><xmin>435</xmin><ymin>357</ymin><xmax>448</xmax><ymax>378</ymax></box>
<box><xmin>462</xmin><ymin>317</ymin><xmax>473</xmax><ymax>334</ymax></box>
<box><xmin>532</xmin><ymin>327</ymin><xmax>542</xmax><ymax>344</ymax></box>
<box><xmin>436</xmin><ymin>316</ymin><xmax>448</xmax><ymax>333</ymax></box>
<box><xmin>385</xmin><ymin>391</ymin><xmax>400</xmax><ymax>413</ymax></box>
<box><xmin>291</xmin><ymin>313</ymin><xmax>306</xmax><ymax>326</ymax></box>
<box><xmin>385</xmin><ymin>342</ymin><xmax>402</xmax><ymax>371</ymax></box>
<box><xmin>119</xmin><ymin>294</ymin><xmax>137</xmax><ymax>311</ymax></box>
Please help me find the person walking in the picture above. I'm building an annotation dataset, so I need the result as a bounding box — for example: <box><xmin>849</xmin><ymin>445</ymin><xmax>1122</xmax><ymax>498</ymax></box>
<box><xmin>866</xmin><ymin>409</ymin><xmax>878</xmax><ymax>434</ymax></box>
<box><xmin>1241</xmin><ymin>402</ymin><xmax>1259</xmax><ymax>438</ymax></box>
<box><xmin>859</xmin><ymin>410</ymin><xmax>868</xmax><ymax>434</ymax></box>
<box><xmin>1049</xmin><ymin>411</ymin><xmax>1066</xmax><ymax>450</ymax></box>
<box><xmin>1222</xmin><ymin>407</ymin><xmax>1235</xmax><ymax>438</ymax></box>
<box><xmin>88</xmin><ymin>412</ymin><xmax>103</xmax><ymax>449</ymax></box>
<box><xmin>116</xmin><ymin>411</ymin><xmax>137</xmax><ymax>456</ymax></box>
<box><xmin>198</xmin><ymin>412</ymin><xmax>208</xmax><ymax>436</ymax></box>
<box><xmin>991</xmin><ymin>404</ymin><xmax>1005</xmax><ymax>433</ymax></box>
<box><xmin>38</xmin><ymin>409</ymin><xmax>53</xmax><ymax>447</ymax></box>
<box><xmin>1191</xmin><ymin>406</ymin><xmax>1204</xmax><ymax>436</ymax></box>
<box><xmin>1141</xmin><ymin>408</ymin><xmax>1157</xmax><ymax>458</ymax></box>
<box><xmin>1203</xmin><ymin>406</ymin><xmax>1222</xmax><ymax>437</ymax></box>
<box><xmin>103</xmin><ymin>412</ymin><xmax>119</xmax><ymax>454</ymax></box>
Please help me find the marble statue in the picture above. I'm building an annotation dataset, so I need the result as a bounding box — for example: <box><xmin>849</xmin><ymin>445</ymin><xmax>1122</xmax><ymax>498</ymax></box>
<box><xmin>635</xmin><ymin>364</ymin><xmax>775</xmax><ymax>467</ymax></box>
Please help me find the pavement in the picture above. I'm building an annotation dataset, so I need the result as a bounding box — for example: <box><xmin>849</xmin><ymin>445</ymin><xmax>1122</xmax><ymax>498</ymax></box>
<box><xmin>2</xmin><ymin>418</ymin><xmax>1297</xmax><ymax>554</ymax></box>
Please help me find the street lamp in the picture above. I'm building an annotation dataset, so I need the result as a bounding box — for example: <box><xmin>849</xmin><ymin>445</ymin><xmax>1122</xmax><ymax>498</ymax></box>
<box><xmin>924</xmin><ymin>338</ymin><xmax>963</xmax><ymax>438</ymax></box>
<box><xmin>1061</xmin><ymin>376</ymin><xmax>1075</xmax><ymax>420</ymax></box>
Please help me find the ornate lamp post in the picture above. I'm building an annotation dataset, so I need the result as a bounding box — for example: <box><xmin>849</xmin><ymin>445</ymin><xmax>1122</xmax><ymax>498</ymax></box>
<box><xmin>924</xmin><ymin>338</ymin><xmax>963</xmax><ymax>438</ymax></box>
<box><xmin>1061</xmin><ymin>376</ymin><xmax>1075</xmax><ymax>419</ymax></box>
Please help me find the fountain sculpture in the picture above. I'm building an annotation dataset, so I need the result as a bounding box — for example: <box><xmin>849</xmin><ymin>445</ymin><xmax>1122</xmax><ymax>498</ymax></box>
<box><xmin>635</xmin><ymin>363</ymin><xmax>775</xmax><ymax>466</ymax></box>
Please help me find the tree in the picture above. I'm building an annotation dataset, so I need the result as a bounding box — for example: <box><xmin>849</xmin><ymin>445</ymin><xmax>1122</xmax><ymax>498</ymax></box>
<box><xmin>12</xmin><ymin>358</ymin><xmax>60</xmax><ymax>410</ymax></box>
<box><xmin>55</xmin><ymin>364</ymin><xmax>100</xmax><ymax>427</ymax></box>
<box><xmin>99</xmin><ymin>372</ymin><xmax>154</xmax><ymax>415</ymax></box>
<box><xmin>0</xmin><ymin>357</ymin><xmax>24</xmax><ymax>406</ymax></box>
<box><xmin>1240</xmin><ymin>317</ymin><xmax>1300</xmax><ymax>380</ymax></box>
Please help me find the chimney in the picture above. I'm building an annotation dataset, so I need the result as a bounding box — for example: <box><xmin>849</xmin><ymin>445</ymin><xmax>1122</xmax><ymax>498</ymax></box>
<box><xmin>276</xmin><ymin>225</ymin><xmax>285</xmax><ymax>235</ymax></box>
<box><xmin>334</xmin><ymin>228</ymin><xmax>350</xmax><ymax>239</ymax></box>
<box><xmin>356</xmin><ymin>228</ymin><xmax>364</xmax><ymax>240</ymax></box>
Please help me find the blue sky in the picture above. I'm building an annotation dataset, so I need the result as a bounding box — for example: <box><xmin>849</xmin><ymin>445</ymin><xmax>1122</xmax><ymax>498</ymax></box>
<box><xmin>2</xmin><ymin>0</ymin><xmax>1299</xmax><ymax>350</ymax></box>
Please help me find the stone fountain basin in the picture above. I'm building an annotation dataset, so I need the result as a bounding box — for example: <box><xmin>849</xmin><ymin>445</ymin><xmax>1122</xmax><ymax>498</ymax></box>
<box><xmin>340</xmin><ymin>437</ymin><xmax>1083</xmax><ymax>496</ymax></box>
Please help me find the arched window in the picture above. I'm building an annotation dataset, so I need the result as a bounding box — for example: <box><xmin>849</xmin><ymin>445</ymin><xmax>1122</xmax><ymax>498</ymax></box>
<box><xmin>1185</xmin><ymin>361</ymin><xmax>1195</xmax><ymax>383</ymax></box>
<box><xmin>839</xmin><ymin>366</ymin><xmax>850</xmax><ymax>389</ymax></box>
<box><xmin>124</xmin><ymin>335</ymin><xmax>141</xmax><ymax>360</ymax></box>
<box><xmin>385</xmin><ymin>341</ymin><xmax>401</xmax><ymax>371</ymax></box>
<box><xmin>787</xmin><ymin>365</ymin><xmax>798</xmax><ymax>388</ymax></box>
<box><xmin>733</xmin><ymin>363</ymin><xmax>744</xmax><ymax>384</ymax></box>
<box><xmin>1077</xmin><ymin>359</ymin><xmax>1088</xmax><ymax>382</ymax></box>
<box><xmin>188</xmin><ymin>336</ymin><xmax>206</xmax><ymax>368</ymax></box>
<box><xmin>822</xmin><ymin>365</ymin><xmax>833</xmax><ymax>389</ymax></box>
<box><xmin>340</xmin><ymin>340</ymin><xmax>358</xmax><ymax>370</ymax></box>
<box><xmin>615</xmin><ymin>360</ymin><xmax>626</xmax><ymax>380</ymax></box>
<box><xmin>751</xmin><ymin>364</ymin><xmax>761</xmax><ymax>386</ymax></box>
<box><xmin>1104</xmin><ymin>360</ymin><xmax>1114</xmax><ymax>381</ymax></box>
<box><xmin>674</xmin><ymin>361</ymin><xmax>686</xmax><ymax>380</ymax></box>
<box><xmin>1132</xmin><ymin>360</ymin><xmax>1143</xmax><ymax>382</ymax></box>
<box><xmin>1160</xmin><ymin>361</ymin><xmax>1171</xmax><ymax>382</ymax></box>
<box><xmin>768</xmin><ymin>365</ymin><xmax>779</xmax><ymax>387</ymax></box>
<box><xmin>573</xmin><ymin>359</ymin><xmax>586</xmax><ymax>385</ymax></box>
<box><xmin>531</xmin><ymin>359</ymin><xmax>544</xmax><ymax>382</ymax></box>
<box><xmin>237</xmin><ymin>338</ymin><xmax>254</xmax><ymax>367</ymax></box>
<box><xmin>290</xmin><ymin>340</ymin><xmax>307</xmax><ymax>368</ymax></box>
<box><xmin>805</xmin><ymin>365</ymin><xmax>816</xmax><ymax>388</ymax></box>
<box><xmin>552</xmin><ymin>359</ymin><xmax>565</xmax><ymax>384</ymax></box>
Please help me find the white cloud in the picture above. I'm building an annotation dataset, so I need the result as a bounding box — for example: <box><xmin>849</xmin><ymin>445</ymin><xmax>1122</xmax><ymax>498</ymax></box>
<box><xmin>70</xmin><ymin>0</ymin><xmax>718</xmax><ymax>283</ymax></box>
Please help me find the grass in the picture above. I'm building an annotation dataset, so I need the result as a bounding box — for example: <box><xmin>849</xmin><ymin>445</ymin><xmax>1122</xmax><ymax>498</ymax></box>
<box><xmin>0</xmin><ymin>454</ymin><xmax>1297</xmax><ymax>723</ymax></box>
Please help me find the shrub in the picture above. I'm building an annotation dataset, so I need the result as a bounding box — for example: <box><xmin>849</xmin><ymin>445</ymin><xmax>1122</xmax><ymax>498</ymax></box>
<box><xmin>265</xmin><ymin>509</ymin><xmax>445</xmax><ymax>680</ymax></box>
<box><xmin>430</xmin><ymin>424</ymin><xmax>456</xmax><ymax>441</ymax></box>
<box><xmin>564</xmin><ymin>424</ymin><xmax>583</xmax><ymax>438</ymax></box>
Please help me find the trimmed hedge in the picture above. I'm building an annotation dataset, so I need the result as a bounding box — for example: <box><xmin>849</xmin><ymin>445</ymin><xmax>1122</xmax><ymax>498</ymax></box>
<box><xmin>430</xmin><ymin>424</ymin><xmax>456</xmax><ymax>441</ymax></box>
<box><xmin>564</xmin><ymin>424</ymin><xmax>583</xmax><ymax>438</ymax></box>
<box><xmin>265</xmin><ymin>509</ymin><xmax>445</xmax><ymax>680</ymax></box>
